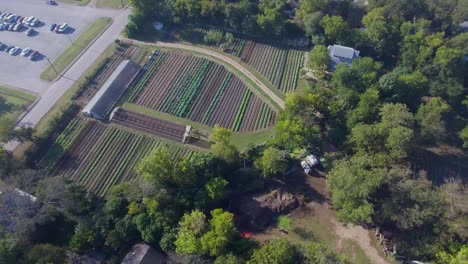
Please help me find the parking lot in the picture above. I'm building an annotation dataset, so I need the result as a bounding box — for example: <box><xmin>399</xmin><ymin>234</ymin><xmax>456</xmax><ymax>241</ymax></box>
<box><xmin>0</xmin><ymin>0</ymin><xmax>118</xmax><ymax>94</ymax></box>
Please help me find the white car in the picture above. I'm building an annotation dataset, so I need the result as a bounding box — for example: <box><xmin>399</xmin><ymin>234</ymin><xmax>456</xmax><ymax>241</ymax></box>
<box><xmin>21</xmin><ymin>47</ymin><xmax>31</xmax><ymax>57</ymax></box>
<box><xmin>305</xmin><ymin>154</ymin><xmax>319</xmax><ymax>168</ymax></box>
<box><xmin>9</xmin><ymin>47</ymin><xmax>20</xmax><ymax>55</ymax></box>
<box><xmin>57</xmin><ymin>22</ymin><xmax>68</xmax><ymax>33</ymax></box>
<box><xmin>301</xmin><ymin>161</ymin><xmax>312</xmax><ymax>174</ymax></box>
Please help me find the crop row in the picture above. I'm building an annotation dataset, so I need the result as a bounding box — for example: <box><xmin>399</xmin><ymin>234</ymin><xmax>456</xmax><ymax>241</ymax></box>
<box><xmin>232</xmin><ymin>90</ymin><xmax>252</xmax><ymax>131</ymax></box>
<box><xmin>127</xmin><ymin>52</ymin><xmax>277</xmax><ymax>132</ymax></box>
<box><xmin>39</xmin><ymin>118</ymin><xmax>86</xmax><ymax>171</ymax></box>
<box><xmin>39</xmin><ymin>117</ymin><xmax>194</xmax><ymax>197</ymax></box>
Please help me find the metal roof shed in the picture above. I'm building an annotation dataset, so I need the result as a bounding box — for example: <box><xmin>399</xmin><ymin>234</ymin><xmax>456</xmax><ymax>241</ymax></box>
<box><xmin>82</xmin><ymin>60</ymin><xmax>140</xmax><ymax>120</ymax></box>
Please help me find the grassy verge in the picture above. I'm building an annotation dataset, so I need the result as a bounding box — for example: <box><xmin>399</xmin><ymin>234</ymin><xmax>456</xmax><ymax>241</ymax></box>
<box><xmin>57</xmin><ymin>0</ymin><xmax>90</xmax><ymax>5</ymax></box>
<box><xmin>138</xmin><ymin>43</ymin><xmax>283</xmax><ymax>111</ymax></box>
<box><xmin>13</xmin><ymin>44</ymin><xmax>117</xmax><ymax>159</ymax></box>
<box><xmin>96</xmin><ymin>0</ymin><xmax>129</xmax><ymax>8</ymax></box>
<box><xmin>40</xmin><ymin>17</ymin><xmax>112</xmax><ymax>81</ymax></box>
<box><xmin>122</xmin><ymin>103</ymin><xmax>274</xmax><ymax>149</ymax></box>
<box><xmin>0</xmin><ymin>86</ymin><xmax>36</xmax><ymax>120</ymax></box>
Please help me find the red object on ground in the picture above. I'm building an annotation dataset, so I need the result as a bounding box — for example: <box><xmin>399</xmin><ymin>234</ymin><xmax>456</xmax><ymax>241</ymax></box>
<box><xmin>241</xmin><ymin>232</ymin><xmax>253</xmax><ymax>238</ymax></box>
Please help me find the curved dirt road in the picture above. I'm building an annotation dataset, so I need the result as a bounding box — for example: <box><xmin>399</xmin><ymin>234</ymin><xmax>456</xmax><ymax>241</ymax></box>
<box><xmin>126</xmin><ymin>39</ymin><xmax>285</xmax><ymax>109</ymax></box>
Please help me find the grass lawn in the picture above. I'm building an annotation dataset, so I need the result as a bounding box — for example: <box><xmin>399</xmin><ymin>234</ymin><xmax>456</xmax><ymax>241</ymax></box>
<box><xmin>40</xmin><ymin>17</ymin><xmax>112</xmax><ymax>81</ymax></box>
<box><xmin>96</xmin><ymin>0</ymin><xmax>129</xmax><ymax>8</ymax></box>
<box><xmin>0</xmin><ymin>86</ymin><xmax>36</xmax><ymax>121</ymax></box>
<box><xmin>58</xmin><ymin>0</ymin><xmax>90</xmax><ymax>6</ymax></box>
<box><xmin>122</xmin><ymin>103</ymin><xmax>275</xmax><ymax>149</ymax></box>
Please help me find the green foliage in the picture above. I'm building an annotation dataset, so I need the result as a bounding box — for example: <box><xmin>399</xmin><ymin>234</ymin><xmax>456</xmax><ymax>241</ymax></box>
<box><xmin>215</xmin><ymin>254</ymin><xmax>244</xmax><ymax>264</ymax></box>
<box><xmin>137</xmin><ymin>147</ymin><xmax>176</xmax><ymax>187</ymax></box>
<box><xmin>303</xmin><ymin>242</ymin><xmax>347</xmax><ymax>264</ymax></box>
<box><xmin>460</xmin><ymin>126</ymin><xmax>468</xmax><ymax>149</ymax></box>
<box><xmin>175</xmin><ymin>210</ymin><xmax>207</xmax><ymax>254</ymax></box>
<box><xmin>210</xmin><ymin>125</ymin><xmax>240</xmax><ymax>166</ymax></box>
<box><xmin>328</xmin><ymin>154</ymin><xmax>386</xmax><ymax>224</ymax></box>
<box><xmin>204</xmin><ymin>29</ymin><xmax>225</xmax><ymax>45</ymax></box>
<box><xmin>347</xmin><ymin>88</ymin><xmax>381</xmax><ymax>128</ymax></box>
<box><xmin>297</xmin><ymin>0</ymin><xmax>328</xmax><ymax>18</ymax></box>
<box><xmin>303</xmin><ymin>11</ymin><xmax>324</xmax><ymax>37</ymax></box>
<box><xmin>247</xmin><ymin>239</ymin><xmax>299</xmax><ymax>264</ymax></box>
<box><xmin>200</xmin><ymin>209</ymin><xmax>236</xmax><ymax>257</ymax></box>
<box><xmin>205</xmin><ymin>177</ymin><xmax>228</xmax><ymax>200</ymax></box>
<box><xmin>308</xmin><ymin>45</ymin><xmax>331</xmax><ymax>76</ymax></box>
<box><xmin>277</xmin><ymin>215</ymin><xmax>292</xmax><ymax>231</ymax></box>
<box><xmin>254</xmin><ymin>147</ymin><xmax>288</xmax><ymax>178</ymax></box>
<box><xmin>25</xmin><ymin>244</ymin><xmax>66</xmax><ymax>264</ymax></box>
<box><xmin>416</xmin><ymin>97</ymin><xmax>450</xmax><ymax>143</ymax></box>
<box><xmin>320</xmin><ymin>15</ymin><xmax>348</xmax><ymax>43</ymax></box>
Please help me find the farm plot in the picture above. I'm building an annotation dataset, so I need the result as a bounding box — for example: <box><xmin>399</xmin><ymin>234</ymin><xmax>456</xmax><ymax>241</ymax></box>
<box><xmin>76</xmin><ymin>44</ymin><xmax>147</xmax><ymax>101</ymax></box>
<box><xmin>240</xmin><ymin>41</ymin><xmax>304</xmax><ymax>93</ymax></box>
<box><xmin>125</xmin><ymin>51</ymin><xmax>276</xmax><ymax>132</ymax></box>
<box><xmin>39</xmin><ymin>117</ymin><xmax>193</xmax><ymax>197</ymax></box>
<box><xmin>167</xmin><ymin>26</ymin><xmax>304</xmax><ymax>93</ymax></box>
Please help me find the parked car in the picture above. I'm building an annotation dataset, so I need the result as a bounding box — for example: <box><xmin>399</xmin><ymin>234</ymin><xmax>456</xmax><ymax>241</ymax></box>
<box><xmin>13</xmin><ymin>23</ymin><xmax>22</xmax><ymax>31</ymax></box>
<box><xmin>5</xmin><ymin>46</ymin><xmax>14</xmax><ymax>53</ymax></box>
<box><xmin>0</xmin><ymin>43</ymin><xmax>5</xmax><ymax>51</ymax></box>
<box><xmin>301</xmin><ymin>161</ymin><xmax>312</xmax><ymax>174</ymax></box>
<box><xmin>21</xmin><ymin>47</ymin><xmax>31</xmax><ymax>57</ymax></box>
<box><xmin>29</xmin><ymin>50</ymin><xmax>39</xmax><ymax>61</ymax></box>
<box><xmin>305</xmin><ymin>154</ymin><xmax>319</xmax><ymax>168</ymax></box>
<box><xmin>9</xmin><ymin>47</ymin><xmax>20</xmax><ymax>55</ymax></box>
<box><xmin>57</xmin><ymin>23</ymin><xmax>68</xmax><ymax>33</ymax></box>
<box><xmin>49</xmin><ymin>23</ymin><xmax>56</xmax><ymax>31</ymax></box>
<box><xmin>29</xmin><ymin>18</ymin><xmax>39</xmax><ymax>27</ymax></box>
<box><xmin>46</xmin><ymin>0</ymin><xmax>57</xmax><ymax>5</ymax></box>
<box><xmin>26</xmin><ymin>28</ymin><xmax>34</xmax><ymax>36</ymax></box>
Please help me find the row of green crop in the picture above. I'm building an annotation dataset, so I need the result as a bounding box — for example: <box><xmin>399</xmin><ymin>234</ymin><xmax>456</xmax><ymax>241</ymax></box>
<box><xmin>76</xmin><ymin>127</ymin><xmax>194</xmax><ymax>196</ymax></box>
<box><xmin>201</xmin><ymin>73</ymin><xmax>233</xmax><ymax>123</ymax></box>
<box><xmin>126</xmin><ymin>52</ymin><xmax>167</xmax><ymax>102</ymax></box>
<box><xmin>232</xmin><ymin>90</ymin><xmax>252</xmax><ymax>131</ymax></box>
<box><xmin>39</xmin><ymin>117</ymin><xmax>86</xmax><ymax>171</ymax></box>
<box><xmin>254</xmin><ymin>103</ymin><xmax>273</xmax><ymax>130</ymax></box>
<box><xmin>270</xmin><ymin>49</ymin><xmax>288</xmax><ymax>88</ymax></box>
<box><xmin>279</xmin><ymin>51</ymin><xmax>304</xmax><ymax>92</ymax></box>
<box><xmin>173</xmin><ymin>60</ymin><xmax>212</xmax><ymax>117</ymax></box>
<box><xmin>158</xmin><ymin>57</ymin><xmax>204</xmax><ymax>113</ymax></box>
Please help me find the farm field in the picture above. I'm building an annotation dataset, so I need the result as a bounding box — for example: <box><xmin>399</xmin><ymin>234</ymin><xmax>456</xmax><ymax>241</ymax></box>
<box><xmin>0</xmin><ymin>86</ymin><xmax>36</xmax><ymax>120</ymax></box>
<box><xmin>167</xmin><ymin>26</ymin><xmax>305</xmax><ymax>93</ymax></box>
<box><xmin>75</xmin><ymin>44</ymin><xmax>147</xmax><ymax>102</ymax></box>
<box><xmin>39</xmin><ymin>117</ymin><xmax>194</xmax><ymax>196</ymax></box>
<box><xmin>123</xmin><ymin>51</ymin><xmax>277</xmax><ymax>132</ymax></box>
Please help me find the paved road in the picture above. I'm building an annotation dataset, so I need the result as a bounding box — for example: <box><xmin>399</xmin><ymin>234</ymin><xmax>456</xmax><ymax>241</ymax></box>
<box><xmin>4</xmin><ymin>8</ymin><xmax>131</xmax><ymax>151</ymax></box>
<box><xmin>128</xmin><ymin>39</ymin><xmax>286</xmax><ymax>109</ymax></box>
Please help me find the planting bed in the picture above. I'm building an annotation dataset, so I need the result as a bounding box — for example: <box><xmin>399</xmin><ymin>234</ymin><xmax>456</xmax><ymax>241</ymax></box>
<box><xmin>124</xmin><ymin>51</ymin><xmax>276</xmax><ymax>132</ymax></box>
<box><xmin>111</xmin><ymin>108</ymin><xmax>186</xmax><ymax>142</ymax></box>
<box><xmin>167</xmin><ymin>26</ymin><xmax>304</xmax><ymax>93</ymax></box>
<box><xmin>39</xmin><ymin>117</ymin><xmax>193</xmax><ymax>197</ymax></box>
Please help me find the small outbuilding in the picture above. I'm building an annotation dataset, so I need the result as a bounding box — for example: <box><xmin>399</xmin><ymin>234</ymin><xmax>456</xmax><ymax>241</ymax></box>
<box><xmin>327</xmin><ymin>44</ymin><xmax>360</xmax><ymax>71</ymax></box>
<box><xmin>82</xmin><ymin>60</ymin><xmax>140</xmax><ymax>120</ymax></box>
<box><xmin>121</xmin><ymin>243</ymin><xmax>166</xmax><ymax>264</ymax></box>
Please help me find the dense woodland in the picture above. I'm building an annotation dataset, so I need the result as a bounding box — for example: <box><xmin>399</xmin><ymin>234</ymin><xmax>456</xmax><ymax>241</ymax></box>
<box><xmin>1</xmin><ymin>0</ymin><xmax>468</xmax><ymax>263</ymax></box>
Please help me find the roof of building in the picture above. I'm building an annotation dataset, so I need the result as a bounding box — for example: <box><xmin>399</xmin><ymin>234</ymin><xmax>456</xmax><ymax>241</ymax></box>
<box><xmin>82</xmin><ymin>60</ymin><xmax>140</xmax><ymax>120</ymax></box>
<box><xmin>327</xmin><ymin>44</ymin><xmax>360</xmax><ymax>70</ymax></box>
<box><xmin>121</xmin><ymin>244</ymin><xmax>165</xmax><ymax>264</ymax></box>
<box><xmin>460</xmin><ymin>21</ymin><xmax>468</xmax><ymax>32</ymax></box>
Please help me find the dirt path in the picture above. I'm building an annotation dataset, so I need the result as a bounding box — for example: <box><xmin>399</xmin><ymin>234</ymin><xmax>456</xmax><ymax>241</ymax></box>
<box><xmin>308</xmin><ymin>177</ymin><xmax>390</xmax><ymax>264</ymax></box>
<box><xmin>123</xmin><ymin>39</ymin><xmax>286</xmax><ymax>110</ymax></box>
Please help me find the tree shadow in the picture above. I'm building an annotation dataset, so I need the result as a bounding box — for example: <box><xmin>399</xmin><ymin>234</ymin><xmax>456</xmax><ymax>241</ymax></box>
<box><xmin>0</xmin><ymin>98</ymin><xmax>15</xmax><ymax>116</ymax></box>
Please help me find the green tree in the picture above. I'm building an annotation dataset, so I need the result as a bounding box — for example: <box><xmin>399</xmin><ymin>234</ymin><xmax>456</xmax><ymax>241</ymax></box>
<box><xmin>303</xmin><ymin>11</ymin><xmax>324</xmax><ymax>37</ymax></box>
<box><xmin>347</xmin><ymin>88</ymin><xmax>381</xmax><ymax>128</ymax></box>
<box><xmin>459</xmin><ymin>126</ymin><xmax>468</xmax><ymax>149</ymax></box>
<box><xmin>137</xmin><ymin>147</ymin><xmax>176</xmax><ymax>187</ymax></box>
<box><xmin>416</xmin><ymin>98</ymin><xmax>450</xmax><ymax>143</ymax></box>
<box><xmin>205</xmin><ymin>177</ymin><xmax>228</xmax><ymax>200</ymax></box>
<box><xmin>248</xmin><ymin>239</ymin><xmax>299</xmax><ymax>264</ymax></box>
<box><xmin>320</xmin><ymin>15</ymin><xmax>348</xmax><ymax>43</ymax></box>
<box><xmin>175</xmin><ymin>210</ymin><xmax>206</xmax><ymax>254</ymax></box>
<box><xmin>297</xmin><ymin>0</ymin><xmax>328</xmax><ymax>18</ymax></box>
<box><xmin>328</xmin><ymin>154</ymin><xmax>386</xmax><ymax>224</ymax></box>
<box><xmin>25</xmin><ymin>244</ymin><xmax>66</xmax><ymax>264</ymax></box>
<box><xmin>303</xmin><ymin>242</ymin><xmax>346</xmax><ymax>264</ymax></box>
<box><xmin>215</xmin><ymin>254</ymin><xmax>244</xmax><ymax>264</ymax></box>
<box><xmin>257</xmin><ymin>7</ymin><xmax>286</xmax><ymax>36</ymax></box>
<box><xmin>0</xmin><ymin>117</ymin><xmax>14</xmax><ymax>143</ymax></box>
<box><xmin>308</xmin><ymin>45</ymin><xmax>331</xmax><ymax>76</ymax></box>
<box><xmin>210</xmin><ymin>125</ymin><xmax>240</xmax><ymax>166</ymax></box>
<box><xmin>200</xmin><ymin>209</ymin><xmax>236</xmax><ymax>257</ymax></box>
<box><xmin>254</xmin><ymin>147</ymin><xmax>288</xmax><ymax>177</ymax></box>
